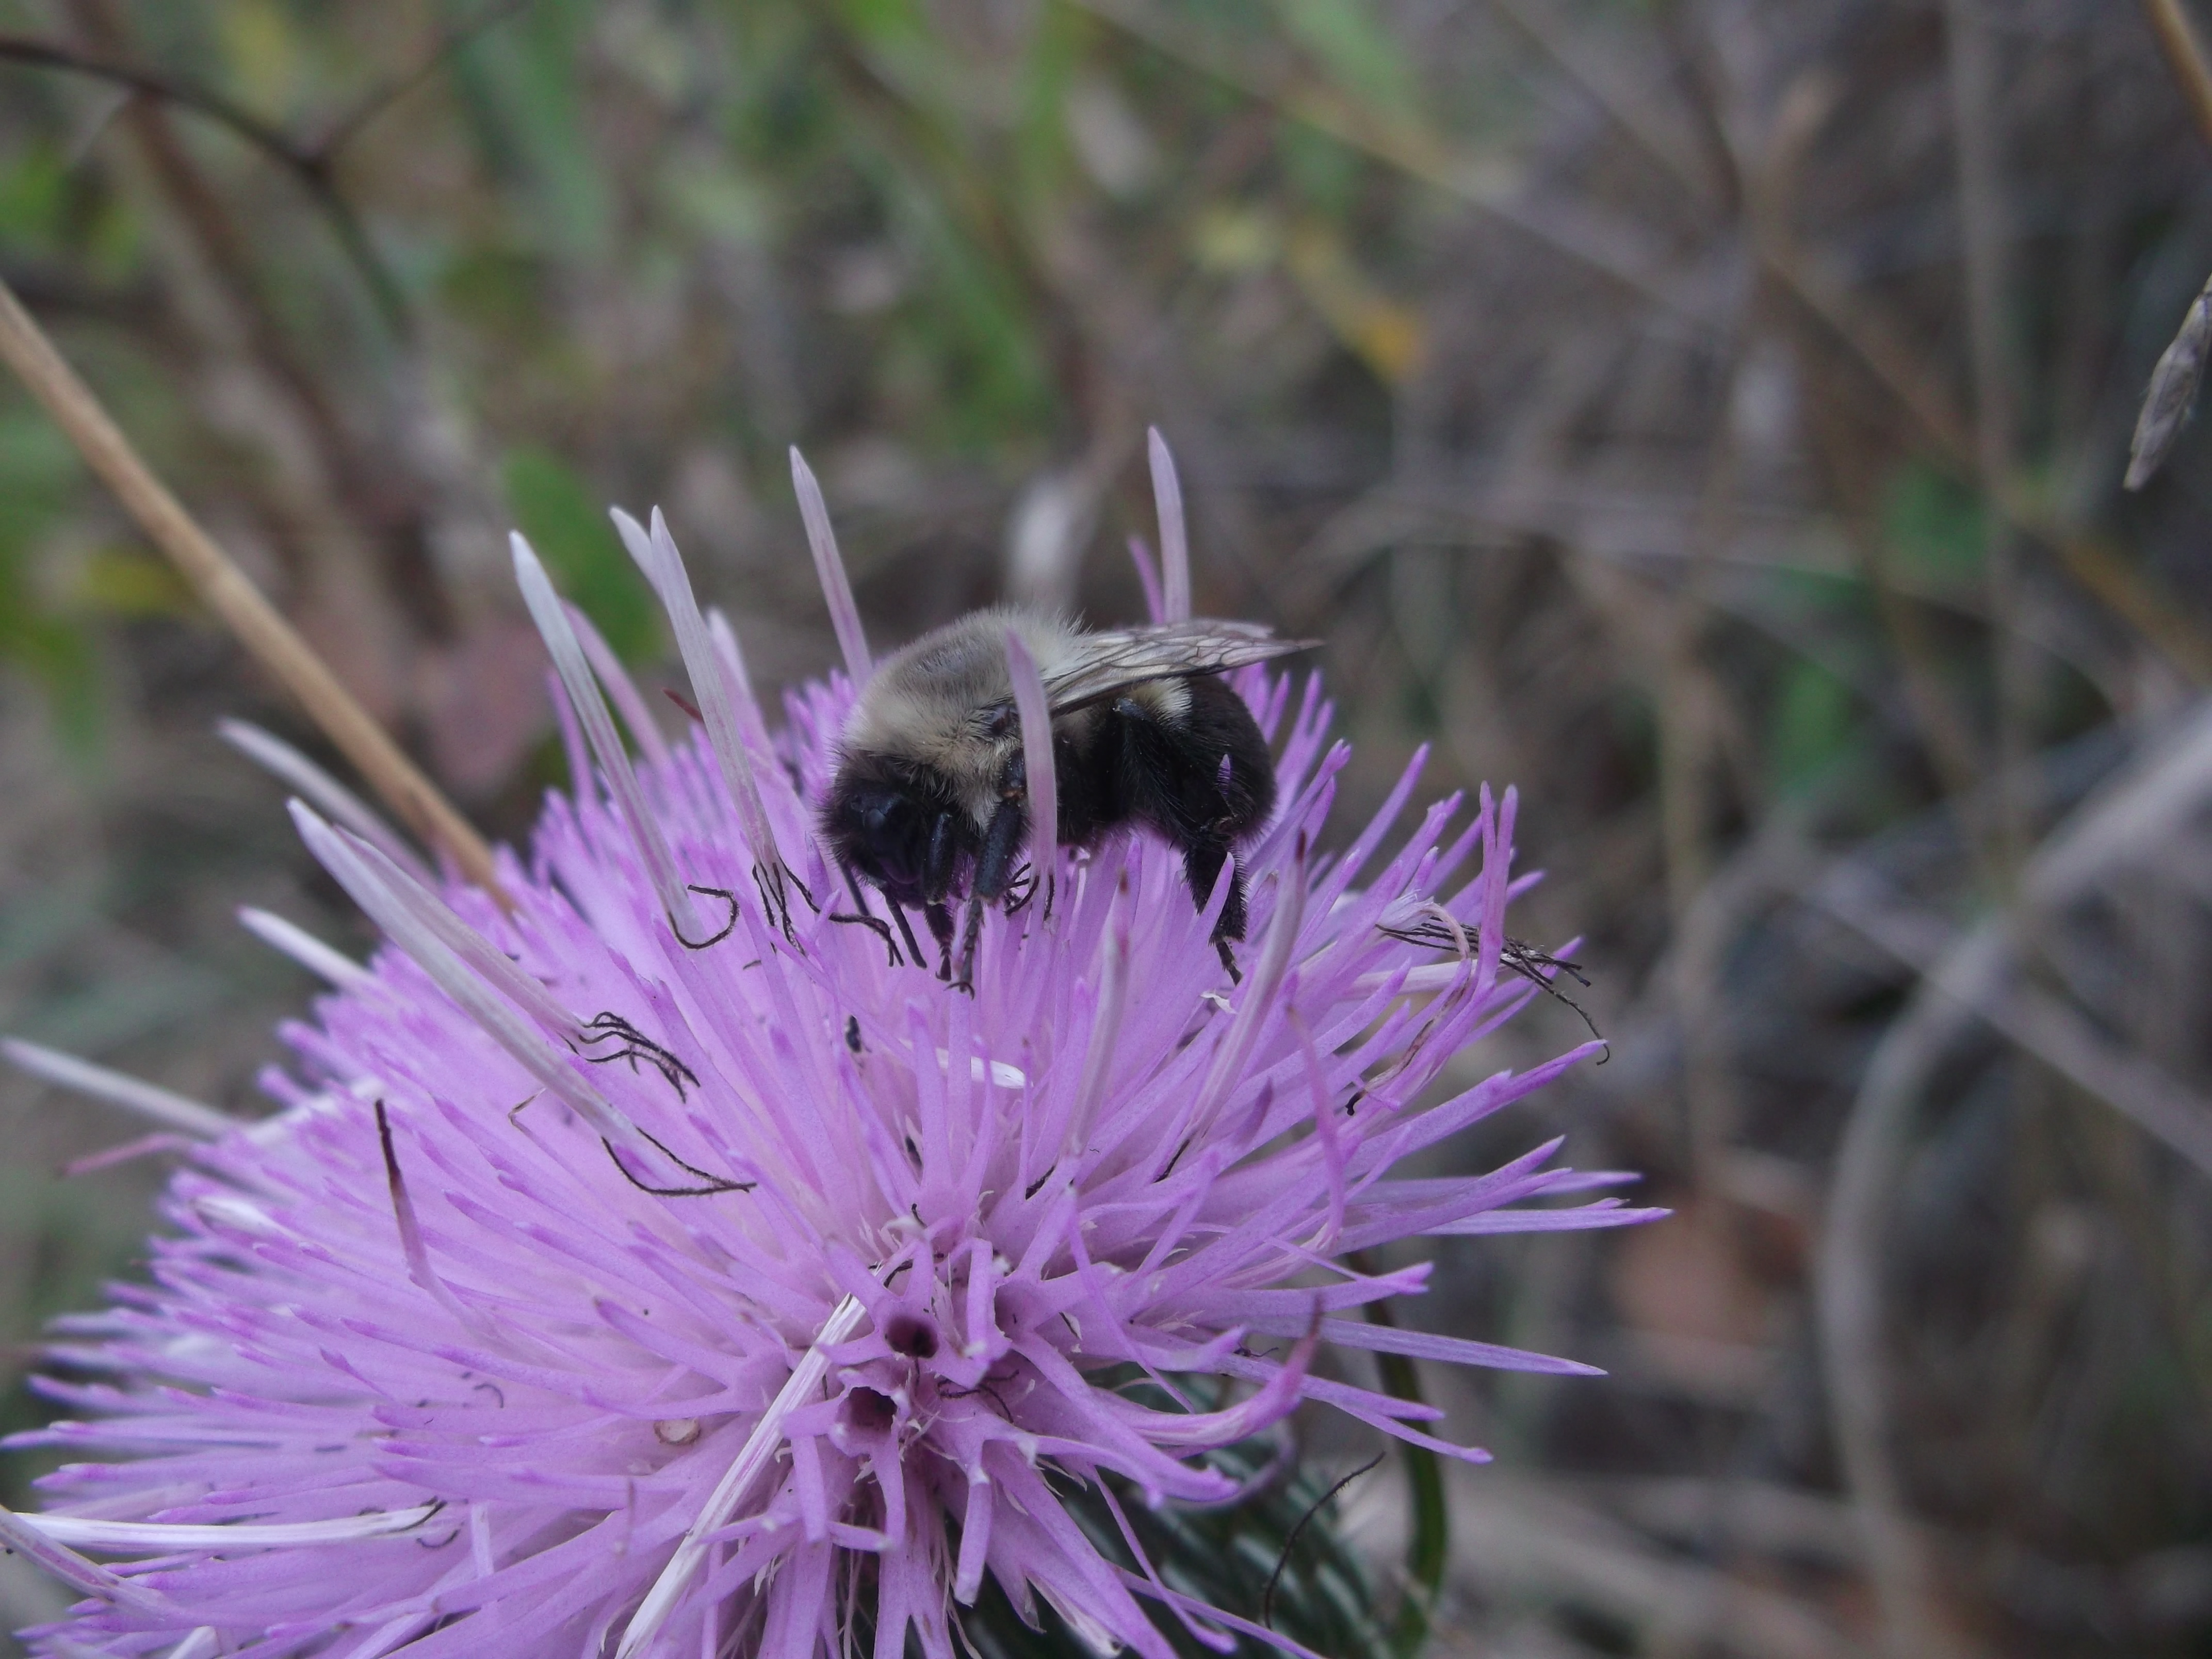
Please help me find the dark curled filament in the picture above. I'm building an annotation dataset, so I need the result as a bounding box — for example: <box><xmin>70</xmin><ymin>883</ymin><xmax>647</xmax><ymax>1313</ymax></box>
<box><xmin>1377</xmin><ymin>918</ymin><xmax>1607</xmax><ymax>1057</ymax></box>
<box><xmin>575</xmin><ymin>1013</ymin><xmax>697</xmax><ymax>1096</ymax></box>
<box><xmin>508</xmin><ymin>1087</ymin><xmax>749</xmax><ymax>1196</ymax></box>
<box><xmin>601</xmin><ymin>1126</ymin><xmax>753</xmax><ymax>1198</ymax></box>
<box><xmin>671</xmin><ymin>885</ymin><xmax>739</xmax><ymax>950</ymax></box>
<box><xmin>1262</xmin><ymin>1453</ymin><xmax>1383</xmax><ymax>1631</ymax></box>
<box><xmin>938</xmin><ymin>1374</ymin><xmax>1016</xmax><ymax>1421</ymax></box>
<box><xmin>828</xmin><ymin>910</ymin><xmax>900</xmax><ymax>966</ymax></box>
<box><xmin>754</xmin><ymin>863</ymin><xmax>818</xmax><ymax>947</ymax></box>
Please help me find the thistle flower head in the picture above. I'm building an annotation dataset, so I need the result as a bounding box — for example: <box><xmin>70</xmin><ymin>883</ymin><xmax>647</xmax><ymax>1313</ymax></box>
<box><xmin>6</xmin><ymin>457</ymin><xmax>1652</xmax><ymax>1658</ymax></box>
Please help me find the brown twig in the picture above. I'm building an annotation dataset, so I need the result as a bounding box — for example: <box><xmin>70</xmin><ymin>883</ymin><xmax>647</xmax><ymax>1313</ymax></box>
<box><xmin>1480</xmin><ymin>0</ymin><xmax>1716</xmax><ymax>206</ymax></box>
<box><xmin>1065</xmin><ymin>0</ymin><xmax>1698</xmax><ymax>322</ymax></box>
<box><xmin>1942</xmin><ymin>0</ymin><xmax>2031</xmax><ymax>874</ymax></box>
<box><xmin>0</xmin><ymin>29</ymin><xmax>411</xmax><ymax>338</ymax></box>
<box><xmin>304</xmin><ymin>0</ymin><xmax>537</xmax><ymax>166</ymax></box>
<box><xmin>1765</xmin><ymin>235</ymin><xmax>2212</xmax><ymax>682</ymax></box>
<box><xmin>2142</xmin><ymin>0</ymin><xmax>2212</xmax><ymax>150</ymax></box>
<box><xmin>51</xmin><ymin>0</ymin><xmax>454</xmax><ymax>641</ymax></box>
<box><xmin>1815</xmin><ymin>948</ymin><xmax>1989</xmax><ymax>1659</ymax></box>
<box><xmin>0</xmin><ymin>275</ymin><xmax>503</xmax><ymax>900</ymax></box>
<box><xmin>0</xmin><ymin>2</ymin><xmax>533</xmax><ymax>340</ymax></box>
<box><xmin>1665</xmin><ymin>310</ymin><xmax>1755</xmax><ymax>1179</ymax></box>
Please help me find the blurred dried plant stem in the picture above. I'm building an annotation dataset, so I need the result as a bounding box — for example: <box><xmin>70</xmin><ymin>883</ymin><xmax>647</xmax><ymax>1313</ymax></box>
<box><xmin>0</xmin><ymin>275</ymin><xmax>497</xmax><ymax>894</ymax></box>
<box><xmin>2126</xmin><ymin>274</ymin><xmax>2212</xmax><ymax>492</ymax></box>
<box><xmin>2143</xmin><ymin>0</ymin><xmax>2212</xmax><ymax>147</ymax></box>
<box><xmin>1818</xmin><ymin>705</ymin><xmax>2212</xmax><ymax>1659</ymax></box>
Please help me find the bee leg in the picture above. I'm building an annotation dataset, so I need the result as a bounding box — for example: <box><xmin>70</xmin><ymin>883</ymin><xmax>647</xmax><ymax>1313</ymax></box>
<box><xmin>972</xmin><ymin>793</ymin><xmax>1028</xmax><ymax>906</ymax></box>
<box><xmin>1211</xmin><ymin>849</ymin><xmax>1252</xmax><ymax>942</ymax></box>
<box><xmin>884</xmin><ymin>899</ymin><xmax>928</xmax><ymax>970</ymax></box>
<box><xmin>1182</xmin><ymin>831</ymin><xmax>1249</xmax><ymax>937</ymax></box>
<box><xmin>957</xmin><ymin>794</ymin><xmax>1029</xmax><ymax>993</ymax></box>
<box><xmin>923</xmin><ymin>812</ymin><xmax>961</xmax><ymax>901</ymax></box>
<box><xmin>920</xmin><ymin>809</ymin><xmax>965</xmax><ymax>981</ymax></box>
<box><xmin>952</xmin><ymin>895</ymin><xmax>985</xmax><ymax>994</ymax></box>
<box><xmin>924</xmin><ymin>902</ymin><xmax>956</xmax><ymax>980</ymax></box>
<box><xmin>1181</xmin><ymin>835</ymin><xmax>1247</xmax><ymax>982</ymax></box>
<box><xmin>833</xmin><ymin>851</ymin><xmax>925</xmax><ymax>972</ymax></box>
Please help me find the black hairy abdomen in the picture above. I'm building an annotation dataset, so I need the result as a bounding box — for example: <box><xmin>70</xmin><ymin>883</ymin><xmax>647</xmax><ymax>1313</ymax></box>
<box><xmin>823</xmin><ymin>676</ymin><xmax>1276</xmax><ymax>945</ymax></box>
<box><xmin>1063</xmin><ymin>675</ymin><xmax>1275</xmax><ymax>940</ymax></box>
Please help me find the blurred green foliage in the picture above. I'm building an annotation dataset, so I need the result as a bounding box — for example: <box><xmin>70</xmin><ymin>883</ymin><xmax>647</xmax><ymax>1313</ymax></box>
<box><xmin>1276</xmin><ymin>0</ymin><xmax>1420</xmax><ymax>113</ymax></box>
<box><xmin>502</xmin><ymin>445</ymin><xmax>660</xmax><ymax>660</ymax></box>
<box><xmin>1883</xmin><ymin>460</ymin><xmax>1988</xmax><ymax>588</ymax></box>
<box><xmin>0</xmin><ymin>1159</ymin><xmax>163</xmax><ymax>1506</ymax></box>
<box><xmin>1766</xmin><ymin>656</ymin><xmax>1856</xmax><ymax>798</ymax></box>
<box><xmin>0</xmin><ymin>401</ymin><xmax>99</xmax><ymax>757</ymax></box>
<box><xmin>453</xmin><ymin>0</ymin><xmax>612</xmax><ymax>260</ymax></box>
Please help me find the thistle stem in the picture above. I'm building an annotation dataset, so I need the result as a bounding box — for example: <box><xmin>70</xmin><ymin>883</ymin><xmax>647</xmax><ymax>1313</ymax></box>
<box><xmin>1347</xmin><ymin>1249</ymin><xmax>1446</xmax><ymax>1659</ymax></box>
<box><xmin>0</xmin><ymin>275</ymin><xmax>503</xmax><ymax>900</ymax></box>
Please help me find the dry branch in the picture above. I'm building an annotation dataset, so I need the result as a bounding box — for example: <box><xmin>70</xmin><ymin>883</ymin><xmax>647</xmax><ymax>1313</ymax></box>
<box><xmin>2142</xmin><ymin>0</ymin><xmax>2212</xmax><ymax>150</ymax></box>
<box><xmin>2126</xmin><ymin>273</ymin><xmax>2212</xmax><ymax>492</ymax></box>
<box><xmin>0</xmin><ymin>275</ymin><xmax>502</xmax><ymax>899</ymax></box>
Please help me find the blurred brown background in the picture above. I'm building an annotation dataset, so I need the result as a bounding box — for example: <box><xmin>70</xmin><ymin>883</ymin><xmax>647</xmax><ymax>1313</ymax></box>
<box><xmin>4</xmin><ymin>0</ymin><xmax>2212</xmax><ymax>1654</ymax></box>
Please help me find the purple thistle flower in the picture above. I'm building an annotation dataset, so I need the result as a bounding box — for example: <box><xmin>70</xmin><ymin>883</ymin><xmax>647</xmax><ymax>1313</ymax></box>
<box><xmin>2</xmin><ymin>449</ymin><xmax>1655</xmax><ymax>1658</ymax></box>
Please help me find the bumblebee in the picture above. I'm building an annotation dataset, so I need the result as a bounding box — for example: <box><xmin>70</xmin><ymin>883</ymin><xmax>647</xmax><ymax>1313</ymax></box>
<box><xmin>822</xmin><ymin>607</ymin><xmax>1311</xmax><ymax>986</ymax></box>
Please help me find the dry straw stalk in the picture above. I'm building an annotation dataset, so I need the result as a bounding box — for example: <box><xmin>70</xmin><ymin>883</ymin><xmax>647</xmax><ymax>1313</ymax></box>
<box><xmin>0</xmin><ymin>274</ymin><xmax>502</xmax><ymax>899</ymax></box>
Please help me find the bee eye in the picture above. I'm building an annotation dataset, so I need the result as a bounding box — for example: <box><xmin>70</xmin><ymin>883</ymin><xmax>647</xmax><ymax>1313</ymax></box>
<box><xmin>983</xmin><ymin>707</ymin><xmax>1015</xmax><ymax>738</ymax></box>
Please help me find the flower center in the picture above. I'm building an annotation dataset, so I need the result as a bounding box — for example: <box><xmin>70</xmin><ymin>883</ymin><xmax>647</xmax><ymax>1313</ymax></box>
<box><xmin>884</xmin><ymin>1312</ymin><xmax>939</xmax><ymax>1359</ymax></box>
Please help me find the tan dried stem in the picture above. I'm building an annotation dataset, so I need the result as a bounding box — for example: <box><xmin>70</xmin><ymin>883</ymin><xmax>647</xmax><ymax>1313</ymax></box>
<box><xmin>1766</xmin><ymin>234</ymin><xmax>2212</xmax><ymax>682</ymax></box>
<box><xmin>1942</xmin><ymin>0</ymin><xmax>2031</xmax><ymax>876</ymax></box>
<box><xmin>1817</xmin><ymin>701</ymin><xmax>2212</xmax><ymax>1659</ymax></box>
<box><xmin>1092</xmin><ymin>0</ymin><xmax>2212</xmax><ymax>685</ymax></box>
<box><xmin>2143</xmin><ymin>0</ymin><xmax>2212</xmax><ymax>151</ymax></box>
<box><xmin>2126</xmin><ymin>274</ymin><xmax>2212</xmax><ymax>492</ymax></box>
<box><xmin>0</xmin><ymin>275</ymin><xmax>503</xmax><ymax>901</ymax></box>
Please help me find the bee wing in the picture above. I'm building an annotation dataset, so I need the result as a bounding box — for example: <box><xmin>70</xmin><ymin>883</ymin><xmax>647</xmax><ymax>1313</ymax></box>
<box><xmin>1041</xmin><ymin>620</ymin><xmax>1318</xmax><ymax>715</ymax></box>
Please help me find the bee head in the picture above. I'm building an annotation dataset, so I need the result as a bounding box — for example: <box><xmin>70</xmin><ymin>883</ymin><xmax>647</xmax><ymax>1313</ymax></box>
<box><xmin>822</xmin><ymin>764</ymin><xmax>962</xmax><ymax>904</ymax></box>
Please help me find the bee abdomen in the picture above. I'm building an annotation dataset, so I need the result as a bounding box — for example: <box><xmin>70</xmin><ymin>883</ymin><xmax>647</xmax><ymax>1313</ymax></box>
<box><xmin>1096</xmin><ymin>674</ymin><xmax>1275</xmax><ymax>941</ymax></box>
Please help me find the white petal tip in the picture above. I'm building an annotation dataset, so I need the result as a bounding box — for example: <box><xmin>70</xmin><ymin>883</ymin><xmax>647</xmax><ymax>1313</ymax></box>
<box><xmin>609</xmin><ymin>504</ymin><xmax>650</xmax><ymax>548</ymax></box>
